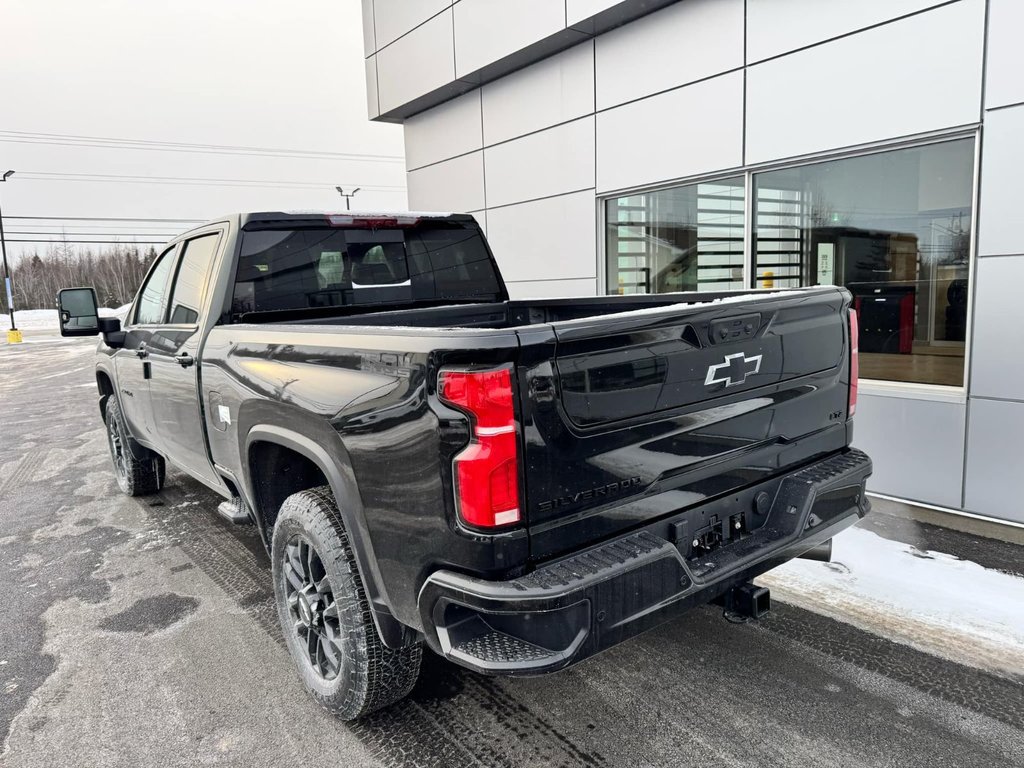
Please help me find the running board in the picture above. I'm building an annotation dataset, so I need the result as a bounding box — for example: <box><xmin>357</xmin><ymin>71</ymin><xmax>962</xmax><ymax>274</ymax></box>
<box><xmin>216</xmin><ymin>497</ymin><xmax>252</xmax><ymax>525</ymax></box>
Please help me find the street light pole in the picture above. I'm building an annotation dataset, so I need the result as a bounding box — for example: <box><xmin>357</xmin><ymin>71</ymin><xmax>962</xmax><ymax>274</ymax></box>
<box><xmin>0</xmin><ymin>170</ymin><xmax>20</xmax><ymax>343</ymax></box>
<box><xmin>335</xmin><ymin>186</ymin><xmax>360</xmax><ymax>211</ymax></box>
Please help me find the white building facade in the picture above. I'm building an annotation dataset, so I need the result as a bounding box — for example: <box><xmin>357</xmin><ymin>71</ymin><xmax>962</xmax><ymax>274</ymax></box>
<box><xmin>361</xmin><ymin>0</ymin><xmax>1024</xmax><ymax>526</ymax></box>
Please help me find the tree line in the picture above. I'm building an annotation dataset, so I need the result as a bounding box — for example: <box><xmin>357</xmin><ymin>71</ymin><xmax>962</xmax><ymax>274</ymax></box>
<box><xmin>1</xmin><ymin>243</ymin><xmax>158</xmax><ymax>311</ymax></box>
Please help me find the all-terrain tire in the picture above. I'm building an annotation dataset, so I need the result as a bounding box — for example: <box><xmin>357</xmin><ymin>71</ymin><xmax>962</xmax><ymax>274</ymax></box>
<box><xmin>105</xmin><ymin>397</ymin><xmax>164</xmax><ymax>496</ymax></box>
<box><xmin>271</xmin><ymin>486</ymin><xmax>422</xmax><ymax>720</ymax></box>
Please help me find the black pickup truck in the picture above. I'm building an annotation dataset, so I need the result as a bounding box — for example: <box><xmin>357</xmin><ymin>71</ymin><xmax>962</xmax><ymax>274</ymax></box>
<box><xmin>59</xmin><ymin>211</ymin><xmax>871</xmax><ymax>720</ymax></box>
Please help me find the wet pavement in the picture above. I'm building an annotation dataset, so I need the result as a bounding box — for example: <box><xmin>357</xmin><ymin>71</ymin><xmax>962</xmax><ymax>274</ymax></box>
<box><xmin>1</xmin><ymin>336</ymin><xmax>1022</xmax><ymax>767</ymax></box>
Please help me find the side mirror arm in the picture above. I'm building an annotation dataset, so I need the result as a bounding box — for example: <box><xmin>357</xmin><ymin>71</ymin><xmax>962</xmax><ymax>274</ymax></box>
<box><xmin>97</xmin><ymin>317</ymin><xmax>125</xmax><ymax>349</ymax></box>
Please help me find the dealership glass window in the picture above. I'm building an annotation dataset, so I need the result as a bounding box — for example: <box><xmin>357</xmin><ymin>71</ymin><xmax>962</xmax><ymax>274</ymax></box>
<box><xmin>752</xmin><ymin>138</ymin><xmax>974</xmax><ymax>387</ymax></box>
<box><xmin>606</xmin><ymin>177</ymin><xmax>745</xmax><ymax>295</ymax></box>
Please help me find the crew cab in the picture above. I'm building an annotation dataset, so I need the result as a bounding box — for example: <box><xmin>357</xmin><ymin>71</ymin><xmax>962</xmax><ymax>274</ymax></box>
<box><xmin>59</xmin><ymin>211</ymin><xmax>871</xmax><ymax>720</ymax></box>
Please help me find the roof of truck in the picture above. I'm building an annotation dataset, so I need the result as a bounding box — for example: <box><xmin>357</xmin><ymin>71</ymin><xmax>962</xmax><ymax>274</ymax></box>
<box><xmin>172</xmin><ymin>210</ymin><xmax>479</xmax><ymax>241</ymax></box>
<box><xmin>238</xmin><ymin>210</ymin><xmax>472</xmax><ymax>226</ymax></box>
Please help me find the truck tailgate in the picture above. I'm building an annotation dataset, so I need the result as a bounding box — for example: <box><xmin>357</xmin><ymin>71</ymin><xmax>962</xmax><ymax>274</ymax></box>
<box><xmin>517</xmin><ymin>287</ymin><xmax>853</xmax><ymax>559</ymax></box>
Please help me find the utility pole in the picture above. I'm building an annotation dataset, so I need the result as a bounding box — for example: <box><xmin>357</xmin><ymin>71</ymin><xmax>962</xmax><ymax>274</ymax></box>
<box><xmin>0</xmin><ymin>170</ymin><xmax>20</xmax><ymax>344</ymax></box>
<box><xmin>335</xmin><ymin>186</ymin><xmax>360</xmax><ymax>211</ymax></box>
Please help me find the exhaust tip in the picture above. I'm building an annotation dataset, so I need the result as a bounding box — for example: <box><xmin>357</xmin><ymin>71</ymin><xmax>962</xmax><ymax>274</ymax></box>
<box><xmin>798</xmin><ymin>539</ymin><xmax>832</xmax><ymax>562</ymax></box>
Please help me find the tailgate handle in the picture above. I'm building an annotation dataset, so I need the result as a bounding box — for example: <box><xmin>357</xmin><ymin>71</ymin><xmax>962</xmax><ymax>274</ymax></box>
<box><xmin>710</xmin><ymin>313</ymin><xmax>761</xmax><ymax>344</ymax></box>
<box><xmin>529</xmin><ymin>374</ymin><xmax>555</xmax><ymax>402</ymax></box>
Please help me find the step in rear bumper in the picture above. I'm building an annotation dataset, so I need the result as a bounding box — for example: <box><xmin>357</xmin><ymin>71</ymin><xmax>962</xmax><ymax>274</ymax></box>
<box><xmin>418</xmin><ymin>448</ymin><xmax>873</xmax><ymax>676</ymax></box>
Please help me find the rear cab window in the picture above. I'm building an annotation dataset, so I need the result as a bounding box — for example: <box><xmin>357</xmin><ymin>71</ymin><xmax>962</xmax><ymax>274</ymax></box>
<box><xmin>230</xmin><ymin>217</ymin><xmax>503</xmax><ymax>320</ymax></box>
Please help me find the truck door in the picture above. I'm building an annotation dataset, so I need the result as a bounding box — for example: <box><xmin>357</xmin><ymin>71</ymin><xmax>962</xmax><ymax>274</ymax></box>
<box><xmin>146</xmin><ymin>232</ymin><xmax>222</xmax><ymax>488</ymax></box>
<box><xmin>113</xmin><ymin>245</ymin><xmax>178</xmax><ymax>443</ymax></box>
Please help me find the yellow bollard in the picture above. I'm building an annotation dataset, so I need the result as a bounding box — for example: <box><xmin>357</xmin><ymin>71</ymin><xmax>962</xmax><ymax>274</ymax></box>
<box><xmin>6</xmin><ymin>329</ymin><xmax>22</xmax><ymax>343</ymax></box>
<box><xmin>762</xmin><ymin>270</ymin><xmax>774</xmax><ymax>289</ymax></box>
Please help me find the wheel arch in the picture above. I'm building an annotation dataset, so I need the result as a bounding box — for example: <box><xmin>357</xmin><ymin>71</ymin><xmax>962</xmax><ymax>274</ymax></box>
<box><xmin>244</xmin><ymin>425</ymin><xmax>412</xmax><ymax>649</ymax></box>
<box><xmin>96</xmin><ymin>367</ymin><xmax>115</xmax><ymax>420</ymax></box>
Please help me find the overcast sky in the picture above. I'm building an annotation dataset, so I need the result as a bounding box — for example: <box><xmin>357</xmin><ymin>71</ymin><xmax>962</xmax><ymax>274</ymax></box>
<box><xmin>0</xmin><ymin>0</ymin><xmax>406</xmax><ymax>258</ymax></box>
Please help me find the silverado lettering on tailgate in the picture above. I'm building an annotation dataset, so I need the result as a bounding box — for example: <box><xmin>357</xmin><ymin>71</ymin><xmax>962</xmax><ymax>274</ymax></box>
<box><xmin>538</xmin><ymin>477</ymin><xmax>643</xmax><ymax>513</ymax></box>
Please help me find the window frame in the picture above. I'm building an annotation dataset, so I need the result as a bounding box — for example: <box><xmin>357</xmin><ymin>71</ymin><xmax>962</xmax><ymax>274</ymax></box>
<box><xmin>597</xmin><ymin>127</ymin><xmax>981</xmax><ymax>395</ymax></box>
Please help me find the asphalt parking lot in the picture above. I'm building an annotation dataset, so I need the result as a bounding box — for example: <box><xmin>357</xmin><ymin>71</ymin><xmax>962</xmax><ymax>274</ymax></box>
<box><xmin>1</xmin><ymin>336</ymin><xmax>1023</xmax><ymax>768</ymax></box>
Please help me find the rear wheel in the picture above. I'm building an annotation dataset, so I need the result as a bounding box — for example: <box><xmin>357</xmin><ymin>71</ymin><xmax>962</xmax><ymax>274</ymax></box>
<box><xmin>271</xmin><ymin>486</ymin><xmax>422</xmax><ymax>720</ymax></box>
<box><xmin>105</xmin><ymin>397</ymin><xmax>164</xmax><ymax>496</ymax></box>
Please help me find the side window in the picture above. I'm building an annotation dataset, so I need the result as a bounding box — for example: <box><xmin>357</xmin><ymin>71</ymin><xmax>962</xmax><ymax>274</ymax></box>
<box><xmin>168</xmin><ymin>234</ymin><xmax>219</xmax><ymax>325</ymax></box>
<box><xmin>134</xmin><ymin>247</ymin><xmax>177</xmax><ymax>325</ymax></box>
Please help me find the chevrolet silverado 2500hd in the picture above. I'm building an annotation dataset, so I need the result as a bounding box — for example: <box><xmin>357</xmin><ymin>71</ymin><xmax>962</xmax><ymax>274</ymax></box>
<box><xmin>58</xmin><ymin>211</ymin><xmax>871</xmax><ymax>720</ymax></box>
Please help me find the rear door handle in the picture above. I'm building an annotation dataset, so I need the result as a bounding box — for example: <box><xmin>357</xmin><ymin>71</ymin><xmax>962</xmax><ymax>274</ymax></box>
<box><xmin>175</xmin><ymin>352</ymin><xmax>195</xmax><ymax>368</ymax></box>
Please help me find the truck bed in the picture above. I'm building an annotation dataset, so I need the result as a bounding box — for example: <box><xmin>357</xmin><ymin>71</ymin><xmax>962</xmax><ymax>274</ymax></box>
<box><xmin>203</xmin><ymin>285</ymin><xmax>855</xmax><ymax>630</ymax></box>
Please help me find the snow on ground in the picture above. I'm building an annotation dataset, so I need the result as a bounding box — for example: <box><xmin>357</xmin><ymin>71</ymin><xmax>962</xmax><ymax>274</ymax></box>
<box><xmin>760</xmin><ymin>526</ymin><xmax>1024</xmax><ymax>679</ymax></box>
<box><xmin>6</xmin><ymin>305</ymin><xmax>130</xmax><ymax>331</ymax></box>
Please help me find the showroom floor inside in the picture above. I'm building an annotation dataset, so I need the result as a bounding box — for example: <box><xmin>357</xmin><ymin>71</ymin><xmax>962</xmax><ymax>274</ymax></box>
<box><xmin>860</xmin><ymin>348</ymin><xmax>966</xmax><ymax>387</ymax></box>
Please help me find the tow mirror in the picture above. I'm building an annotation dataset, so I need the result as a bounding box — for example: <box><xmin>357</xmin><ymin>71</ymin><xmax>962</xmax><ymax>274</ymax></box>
<box><xmin>57</xmin><ymin>287</ymin><xmax>100</xmax><ymax>337</ymax></box>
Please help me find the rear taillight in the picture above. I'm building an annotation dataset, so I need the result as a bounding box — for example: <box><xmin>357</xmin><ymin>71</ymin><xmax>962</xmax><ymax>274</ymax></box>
<box><xmin>849</xmin><ymin>309</ymin><xmax>859</xmax><ymax>417</ymax></box>
<box><xmin>438</xmin><ymin>368</ymin><xmax>521</xmax><ymax>528</ymax></box>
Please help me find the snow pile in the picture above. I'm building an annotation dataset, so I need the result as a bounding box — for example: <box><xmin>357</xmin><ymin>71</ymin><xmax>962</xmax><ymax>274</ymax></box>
<box><xmin>6</xmin><ymin>304</ymin><xmax>130</xmax><ymax>331</ymax></box>
<box><xmin>7</xmin><ymin>309</ymin><xmax>60</xmax><ymax>330</ymax></box>
<box><xmin>760</xmin><ymin>526</ymin><xmax>1024</xmax><ymax>679</ymax></box>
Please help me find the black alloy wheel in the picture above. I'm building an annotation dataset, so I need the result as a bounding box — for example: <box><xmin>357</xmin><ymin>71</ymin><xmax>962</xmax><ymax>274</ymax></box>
<box><xmin>104</xmin><ymin>397</ymin><xmax>163</xmax><ymax>496</ymax></box>
<box><xmin>270</xmin><ymin>486</ymin><xmax>422</xmax><ymax>719</ymax></box>
<box><xmin>107</xmin><ymin>412</ymin><xmax>128</xmax><ymax>485</ymax></box>
<box><xmin>282</xmin><ymin>535</ymin><xmax>344</xmax><ymax>681</ymax></box>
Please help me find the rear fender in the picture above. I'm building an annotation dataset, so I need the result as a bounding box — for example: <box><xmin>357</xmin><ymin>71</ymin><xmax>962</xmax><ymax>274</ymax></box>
<box><xmin>241</xmin><ymin>418</ymin><xmax>412</xmax><ymax>648</ymax></box>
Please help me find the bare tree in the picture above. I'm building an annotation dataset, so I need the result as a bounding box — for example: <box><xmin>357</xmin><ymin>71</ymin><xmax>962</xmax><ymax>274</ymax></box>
<box><xmin>0</xmin><ymin>244</ymin><xmax>158</xmax><ymax>312</ymax></box>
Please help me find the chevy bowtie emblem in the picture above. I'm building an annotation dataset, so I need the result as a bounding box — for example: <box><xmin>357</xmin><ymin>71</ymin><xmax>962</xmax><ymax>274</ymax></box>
<box><xmin>705</xmin><ymin>352</ymin><xmax>762</xmax><ymax>387</ymax></box>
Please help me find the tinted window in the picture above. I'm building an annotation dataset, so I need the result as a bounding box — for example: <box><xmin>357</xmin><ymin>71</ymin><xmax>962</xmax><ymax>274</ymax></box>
<box><xmin>135</xmin><ymin>247</ymin><xmax>176</xmax><ymax>325</ymax></box>
<box><xmin>168</xmin><ymin>234</ymin><xmax>219</xmax><ymax>325</ymax></box>
<box><xmin>231</xmin><ymin>221</ymin><xmax>502</xmax><ymax>318</ymax></box>
<box><xmin>752</xmin><ymin>138</ymin><xmax>974</xmax><ymax>387</ymax></box>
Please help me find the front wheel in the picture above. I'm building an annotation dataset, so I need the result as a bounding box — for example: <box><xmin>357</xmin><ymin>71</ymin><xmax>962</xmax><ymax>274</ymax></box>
<box><xmin>271</xmin><ymin>486</ymin><xmax>422</xmax><ymax>720</ymax></box>
<box><xmin>105</xmin><ymin>397</ymin><xmax>164</xmax><ymax>496</ymax></box>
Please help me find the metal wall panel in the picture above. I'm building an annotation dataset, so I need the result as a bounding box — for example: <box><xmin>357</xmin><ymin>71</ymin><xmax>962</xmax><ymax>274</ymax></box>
<box><xmin>964</xmin><ymin>397</ymin><xmax>1024</xmax><ymax>523</ymax></box>
<box><xmin>484</xmin><ymin>117</ymin><xmax>595</xmax><ymax>208</ymax></box>
<box><xmin>404</xmin><ymin>90</ymin><xmax>482</xmax><ymax>171</ymax></box>
<box><xmin>853</xmin><ymin>393</ymin><xmax>967</xmax><ymax>509</ymax></box>
<box><xmin>372</xmin><ymin>0</ymin><xmax>451</xmax><ymax>51</ymax></box>
<box><xmin>746</xmin><ymin>0</ymin><xmax>984</xmax><ymax>164</ymax></box>
<box><xmin>361</xmin><ymin>0</ymin><xmax>376</xmax><ymax>54</ymax></box>
<box><xmin>485</xmin><ymin>190</ymin><xmax>598</xmax><ymax>282</ymax></box>
<box><xmin>454</xmin><ymin>0</ymin><xmax>566</xmax><ymax>78</ymax></box>
<box><xmin>967</xmin><ymin>255</ymin><xmax>1024</xmax><ymax>400</ymax></box>
<box><xmin>597</xmin><ymin>71</ymin><xmax>743</xmax><ymax>193</ymax></box>
<box><xmin>364</xmin><ymin>55</ymin><xmax>380</xmax><ymax>120</ymax></box>
<box><xmin>595</xmin><ymin>0</ymin><xmax>743</xmax><ymax>110</ymax></box>
<box><xmin>567</xmin><ymin>0</ymin><xmax>624</xmax><ymax>27</ymax></box>
<box><xmin>978</xmin><ymin>105</ymin><xmax>1024</xmax><ymax>256</ymax></box>
<box><xmin>482</xmin><ymin>41</ymin><xmax>595</xmax><ymax>146</ymax></box>
<box><xmin>406</xmin><ymin>151</ymin><xmax>485</xmax><ymax>212</ymax></box>
<box><xmin>376</xmin><ymin>10</ymin><xmax>455</xmax><ymax>114</ymax></box>
<box><xmin>505</xmin><ymin>278</ymin><xmax>598</xmax><ymax>299</ymax></box>
<box><xmin>985</xmin><ymin>0</ymin><xmax>1024</xmax><ymax>109</ymax></box>
<box><xmin>747</xmin><ymin>0</ymin><xmax>948</xmax><ymax>63</ymax></box>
